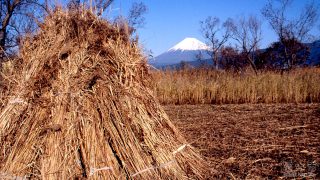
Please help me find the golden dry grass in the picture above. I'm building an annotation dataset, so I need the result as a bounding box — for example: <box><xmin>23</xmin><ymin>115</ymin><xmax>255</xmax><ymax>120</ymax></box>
<box><xmin>152</xmin><ymin>68</ymin><xmax>320</xmax><ymax>104</ymax></box>
<box><xmin>0</xmin><ymin>8</ymin><xmax>207</xmax><ymax>179</ymax></box>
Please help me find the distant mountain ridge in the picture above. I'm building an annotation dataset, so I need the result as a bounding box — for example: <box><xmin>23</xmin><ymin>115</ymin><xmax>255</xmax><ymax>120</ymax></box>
<box><xmin>149</xmin><ymin>38</ymin><xmax>320</xmax><ymax>69</ymax></box>
<box><xmin>306</xmin><ymin>40</ymin><xmax>320</xmax><ymax>65</ymax></box>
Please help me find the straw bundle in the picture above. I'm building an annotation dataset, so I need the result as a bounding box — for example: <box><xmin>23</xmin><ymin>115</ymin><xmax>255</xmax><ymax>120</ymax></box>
<box><xmin>0</xmin><ymin>8</ymin><xmax>207</xmax><ymax>179</ymax></box>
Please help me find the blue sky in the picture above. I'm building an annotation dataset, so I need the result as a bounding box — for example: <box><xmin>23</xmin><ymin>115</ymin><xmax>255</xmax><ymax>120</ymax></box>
<box><xmin>109</xmin><ymin>0</ymin><xmax>319</xmax><ymax>56</ymax></box>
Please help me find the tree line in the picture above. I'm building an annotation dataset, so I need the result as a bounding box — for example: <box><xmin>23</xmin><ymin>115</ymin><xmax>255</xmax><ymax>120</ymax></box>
<box><xmin>199</xmin><ymin>0</ymin><xmax>319</xmax><ymax>73</ymax></box>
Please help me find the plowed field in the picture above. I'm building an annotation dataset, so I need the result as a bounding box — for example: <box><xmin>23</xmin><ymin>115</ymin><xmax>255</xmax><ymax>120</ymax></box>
<box><xmin>165</xmin><ymin>104</ymin><xmax>320</xmax><ymax>179</ymax></box>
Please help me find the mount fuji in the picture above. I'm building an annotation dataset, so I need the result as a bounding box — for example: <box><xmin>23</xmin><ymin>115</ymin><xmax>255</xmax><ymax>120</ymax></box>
<box><xmin>149</xmin><ymin>38</ymin><xmax>320</xmax><ymax>69</ymax></box>
<box><xmin>149</xmin><ymin>38</ymin><xmax>211</xmax><ymax>68</ymax></box>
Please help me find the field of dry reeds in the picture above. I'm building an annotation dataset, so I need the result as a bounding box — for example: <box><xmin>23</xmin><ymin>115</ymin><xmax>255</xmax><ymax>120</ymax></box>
<box><xmin>152</xmin><ymin>68</ymin><xmax>320</xmax><ymax>104</ymax></box>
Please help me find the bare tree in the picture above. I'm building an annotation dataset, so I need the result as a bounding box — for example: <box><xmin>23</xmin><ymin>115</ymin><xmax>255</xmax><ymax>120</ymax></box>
<box><xmin>0</xmin><ymin>0</ymin><xmax>47</xmax><ymax>60</ymax></box>
<box><xmin>67</xmin><ymin>0</ymin><xmax>114</xmax><ymax>16</ymax></box>
<box><xmin>229</xmin><ymin>16</ymin><xmax>262</xmax><ymax>74</ymax></box>
<box><xmin>262</xmin><ymin>0</ymin><xmax>318</xmax><ymax>69</ymax></box>
<box><xmin>67</xmin><ymin>0</ymin><xmax>80</xmax><ymax>10</ymax></box>
<box><xmin>200</xmin><ymin>16</ymin><xmax>232</xmax><ymax>69</ymax></box>
<box><xmin>127</xmin><ymin>2</ymin><xmax>147</xmax><ymax>32</ymax></box>
<box><xmin>112</xmin><ymin>1</ymin><xmax>147</xmax><ymax>38</ymax></box>
<box><xmin>257</xmin><ymin>40</ymin><xmax>309</xmax><ymax>71</ymax></box>
<box><xmin>95</xmin><ymin>0</ymin><xmax>114</xmax><ymax>15</ymax></box>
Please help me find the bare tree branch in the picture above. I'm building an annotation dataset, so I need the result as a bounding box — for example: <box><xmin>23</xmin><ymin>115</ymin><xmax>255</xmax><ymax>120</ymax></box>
<box><xmin>0</xmin><ymin>0</ymin><xmax>46</xmax><ymax>60</ymax></box>
<box><xmin>200</xmin><ymin>16</ymin><xmax>231</xmax><ymax>69</ymax></box>
<box><xmin>127</xmin><ymin>2</ymin><xmax>147</xmax><ymax>30</ymax></box>
<box><xmin>261</xmin><ymin>0</ymin><xmax>318</xmax><ymax>69</ymax></box>
<box><xmin>229</xmin><ymin>15</ymin><xmax>262</xmax><ymax>74</ymax></box>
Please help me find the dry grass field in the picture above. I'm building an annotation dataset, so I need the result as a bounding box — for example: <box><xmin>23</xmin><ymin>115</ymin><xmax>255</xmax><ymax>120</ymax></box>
<box><xmin>152</xmin><ymin>68</ymin><xmax>320</xmax><ymax>104</ymax></box>
<box><xmin>164</xmin><ymin>103</ymin><xmax>320</xmax><ymax>179</ymax></box>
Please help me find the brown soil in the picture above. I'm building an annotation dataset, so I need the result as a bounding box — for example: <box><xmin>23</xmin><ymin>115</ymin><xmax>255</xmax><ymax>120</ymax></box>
<box><xmin>164</xmin><ymin>103</ymin><xmax>320</xmax><ymax>179</ymax></box>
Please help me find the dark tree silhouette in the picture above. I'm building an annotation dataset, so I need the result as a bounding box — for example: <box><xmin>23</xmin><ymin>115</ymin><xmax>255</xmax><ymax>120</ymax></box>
<box><xmin>0</xmin><ymin>0</ymin><xmax>48</xmax><ymax>60</ymax></box>
<box><xmin>261</xmin><ymin>0</ymin><xmax>318</xmax><ymax>69</ymax></box>
<box><xmin>220</xmin><ymin>46</ymin><xmax>244</xmax><ymax>72</ymax></box>
<box><xmin>257</xmin><ymin>40</ymin><xmax>310</xmax><ymax>70</ymax></box>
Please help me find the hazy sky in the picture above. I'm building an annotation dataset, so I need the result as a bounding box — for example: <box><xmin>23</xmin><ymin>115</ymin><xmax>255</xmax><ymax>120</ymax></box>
<box><xmin>110</xmin><ymin>0</ymin><xmax>318</xmax><ymax>56</ymax></box>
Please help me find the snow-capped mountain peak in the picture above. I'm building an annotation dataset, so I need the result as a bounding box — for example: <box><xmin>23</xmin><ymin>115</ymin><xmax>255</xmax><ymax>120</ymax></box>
<box><xmin>168</xmin><ymin>37</ymin><xmax>209</xmax><ymax>51</ymax></box>
<box><xmin>149</xmin><ymin>37</ymin><xmax>211</xmax><ymax>67</ymax></box>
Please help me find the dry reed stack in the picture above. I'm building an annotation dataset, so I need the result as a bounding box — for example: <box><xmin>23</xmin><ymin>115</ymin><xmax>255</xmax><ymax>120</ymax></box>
<box><xmin>0</xmin><ymin>9</ymin><xmax>206</xmax><ymax>179</ymax></box>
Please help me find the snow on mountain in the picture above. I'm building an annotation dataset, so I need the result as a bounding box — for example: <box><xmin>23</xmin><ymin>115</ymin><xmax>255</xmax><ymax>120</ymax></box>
<box><xmin>149</xmin><ymin>38</ymin><xmax>211</xmax><ymax>67</ymax></box>
<box><xmin>168</xmin><ymin>37</ymin><xmax>209</xmax><ymax>51</ymax></box>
